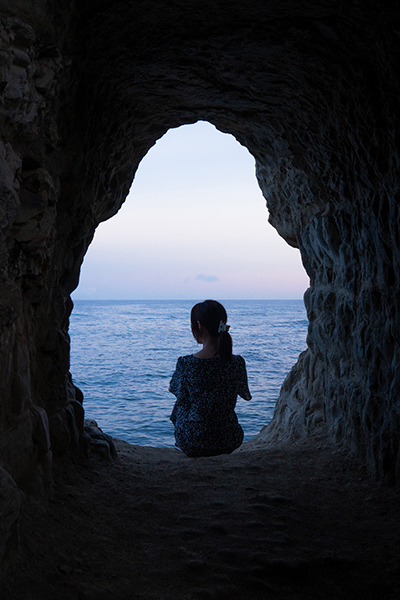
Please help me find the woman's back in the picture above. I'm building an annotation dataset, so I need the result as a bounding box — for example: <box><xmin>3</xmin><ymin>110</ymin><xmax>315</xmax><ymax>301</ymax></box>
<box><xmin>170</xmin><ymin>353</ymin><xmax>251</xmax><ymax>457</ymax></box>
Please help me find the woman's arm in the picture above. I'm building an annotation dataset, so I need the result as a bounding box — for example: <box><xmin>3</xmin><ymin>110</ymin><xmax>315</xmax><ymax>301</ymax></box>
<box><xmin>169</xmin><ymin>359</ymin><xmax>180</xmax><ymax>422</ymax></box>
<box><xmin>169</xmin><ymin>357</ymin><xmax>190</xmax><ymax>424</ymax></box>
<box><xmin>237</xmin><ymin>356</ymin><xmax>252</xmax><ymax>401</ymax></box>
<box><xmin>169</xmin><ymin>357</ymin><xmax>183</xmax><ymax>396</ymax></box>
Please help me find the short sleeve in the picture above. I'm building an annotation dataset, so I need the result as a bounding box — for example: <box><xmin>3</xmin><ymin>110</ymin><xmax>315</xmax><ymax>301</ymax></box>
<box><xmin>169</xmin><ymin>357</ymin><xmax>185</xmax><ymax>397</ymax></box>
<box><xmin>170</xmin><ymin>357</ymin><xmax>190</xmax><ymax>425</ymax></box>
<box><xmin>237</xmin><ymin>356</ymin><xmax>252</xmax><ymax>401</ymax></box>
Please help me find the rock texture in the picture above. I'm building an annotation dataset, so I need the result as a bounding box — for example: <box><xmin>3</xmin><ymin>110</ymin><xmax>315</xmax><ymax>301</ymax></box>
<box><xmin>0</xmin><ymin>466</ymin><xmax>21</xmax><ymax>578</ymax></box>
<box><xmin>0</xmin><ymin>0</ymin><xmax>399</xmax><ymax>571</ymax></box>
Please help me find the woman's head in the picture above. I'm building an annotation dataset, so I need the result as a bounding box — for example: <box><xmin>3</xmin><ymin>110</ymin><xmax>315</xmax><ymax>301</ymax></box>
<box><xmin>191</xmin><ymin>300</ymin><xmax>233</xmax><ymax>360</ymax></box>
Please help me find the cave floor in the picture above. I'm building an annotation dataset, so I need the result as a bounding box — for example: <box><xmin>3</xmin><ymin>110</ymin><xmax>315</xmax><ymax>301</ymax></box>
<box><xmin>1</xmin><ymin>440</ymin><xmax>399</xmax><ymax>600</ymax></box>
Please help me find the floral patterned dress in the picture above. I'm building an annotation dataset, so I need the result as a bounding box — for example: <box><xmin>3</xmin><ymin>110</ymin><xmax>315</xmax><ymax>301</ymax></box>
<box><xmin>169</xmin><ymin>354</ymin><xmax>251</xmax><ymax>457</ymax></box>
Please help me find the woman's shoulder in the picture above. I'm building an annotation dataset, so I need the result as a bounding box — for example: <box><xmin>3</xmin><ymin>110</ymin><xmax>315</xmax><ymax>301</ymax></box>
<box><xmin>172</xmin><ymin>355</ymin><xmax>195</xmax><ymax>379</ymax></box>
<box><xmin>230</xmin><ymin>354</ymin><xmax>248</xmax><ymax>370</ymax></box>
<box><xmin>175</xmin><ymin>354</ymin><xmax>196</xmax><ymax>365</ymax></box>
<box><xmin>232</xmin><ymin>354</ymin><xmax>246</xmax><ymax>363</ymax></box>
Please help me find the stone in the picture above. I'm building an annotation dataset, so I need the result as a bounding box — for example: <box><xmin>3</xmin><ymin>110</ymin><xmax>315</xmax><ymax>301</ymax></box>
<box><xmin>10</xmin><ymin>19</ymin><xmax>35</xmax><ymax>48</ymax></box>
<box><xmin>33</xmin><ymin>62</ymin><xmax>54</xmax><ymax>94</ymax></box>
<box><xmin>11</xmin><ymin>48</ymin><xmax>30</xmax><ymax>68</ymax></box>
<box><xmin>88</xmin><ymin>438</ymin><xmax>113</xmax><ymax>461</ymax></box>
<box><xmin>84</xmin><ymin>420</ymin><xmax>117</xmax><ymax>460</ymax></box>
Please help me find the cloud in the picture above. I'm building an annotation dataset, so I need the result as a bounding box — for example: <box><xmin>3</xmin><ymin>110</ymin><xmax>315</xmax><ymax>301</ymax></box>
<box><xmin>195</xmin><ymin>274</ymin><xmax>220</xmax><ymax>283</ymax></box>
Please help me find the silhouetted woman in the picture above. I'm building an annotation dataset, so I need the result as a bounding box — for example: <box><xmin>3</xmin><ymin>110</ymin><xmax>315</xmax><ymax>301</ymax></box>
<box><xmin>169</xmin><ymin>299</ymin><xmax>251</xmax><ymax>457</ymax></box>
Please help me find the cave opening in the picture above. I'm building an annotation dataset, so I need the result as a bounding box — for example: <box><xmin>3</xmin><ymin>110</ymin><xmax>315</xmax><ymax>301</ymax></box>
<box><xmin>70</xmin><ymin>121</ymin><xmax>308</xmax><ymax>447</ymax></box>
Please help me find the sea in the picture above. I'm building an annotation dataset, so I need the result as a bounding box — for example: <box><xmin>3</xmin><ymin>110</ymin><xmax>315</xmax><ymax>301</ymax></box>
<box><xmin>69</xmin><ymin>300</ymin><xmax>308</xmax><ymax>447</ymax></box>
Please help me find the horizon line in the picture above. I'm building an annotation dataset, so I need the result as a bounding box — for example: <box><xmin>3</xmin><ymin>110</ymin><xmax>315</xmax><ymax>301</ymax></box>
<box><xmin>71</xmin><ymin>297</ymin><xmax>305</xmax><ymax>301</ymax></box>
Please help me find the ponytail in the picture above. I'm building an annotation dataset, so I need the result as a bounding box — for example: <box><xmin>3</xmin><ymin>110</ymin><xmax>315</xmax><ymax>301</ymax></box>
<box><xmin>218</xmin><ymin>330</ymin><xmax>233</xmax><ymax>361</ymax></box>
<box><xmin>191</xmin><ymin>300</ymin><xmax>233</xmax><ymax>361</ymax></box>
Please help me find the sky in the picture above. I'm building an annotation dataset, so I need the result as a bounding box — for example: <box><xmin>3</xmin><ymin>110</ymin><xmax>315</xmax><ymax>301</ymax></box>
<box><xmin>72</xmin><ymin>121</ymin><xmax>309</xmax><ymax>300</ymax></box>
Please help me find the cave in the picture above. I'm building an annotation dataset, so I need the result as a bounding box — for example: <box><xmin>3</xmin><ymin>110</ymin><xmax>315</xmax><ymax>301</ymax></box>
<box><xmin>0</xmin><ymin>0</ymin><xmax>400</xmax><ymax>587</ymax></box>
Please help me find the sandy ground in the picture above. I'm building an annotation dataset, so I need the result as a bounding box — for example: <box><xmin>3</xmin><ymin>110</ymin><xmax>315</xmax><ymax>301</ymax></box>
<box><xmin>1</xmin><ymin>438</ymin><xmax>399</xmax><ymax>600</ymax></box>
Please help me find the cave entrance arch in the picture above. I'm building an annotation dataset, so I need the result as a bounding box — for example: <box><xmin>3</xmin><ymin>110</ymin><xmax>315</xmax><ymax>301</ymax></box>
<box><xmin>1</xmin><ymin>1</ymin><xmax>398</xmax><ymax>489</ymax></box>
<box><xmin>70</xmin><ymin>121</ymin><xmax>308</xmax><ymax>447</ymax></box>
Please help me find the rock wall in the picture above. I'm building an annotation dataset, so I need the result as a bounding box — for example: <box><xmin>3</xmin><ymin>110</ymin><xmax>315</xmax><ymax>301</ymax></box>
<box><xmin>0</xmin><ymin>0</ymin><xmax>399</xmax><ymax>572</ymax></box>
<box><xmin>0</xmin><ymin>4</ymin><xmax>77</xmax><ymax>489</ymax></box>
